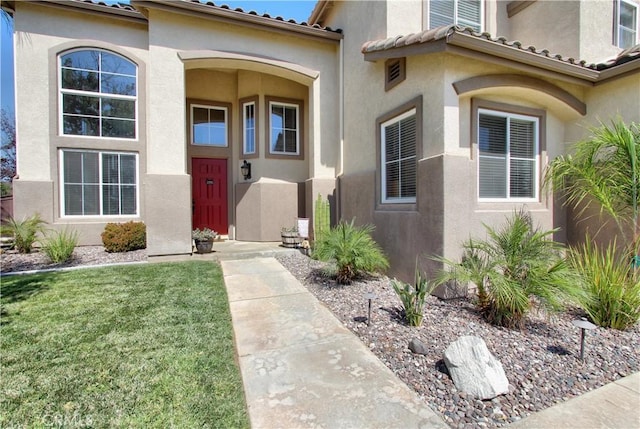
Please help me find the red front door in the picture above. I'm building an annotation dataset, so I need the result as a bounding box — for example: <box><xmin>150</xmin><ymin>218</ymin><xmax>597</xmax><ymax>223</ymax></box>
<box><xmin>192</xmin><ymin>158</ymin><xmax>228</xmax><ymax>234</ymax></box>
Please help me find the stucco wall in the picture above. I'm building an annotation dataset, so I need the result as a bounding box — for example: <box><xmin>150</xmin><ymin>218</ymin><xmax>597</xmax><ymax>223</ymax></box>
<box><xmin>12</xmin><ymin>3</ymin><xmax>149</xmax><ymax>245</ymax></box>
<box><xmin>505</xmin><ymin>0</ymin><xmax>634</xmax><ymax>63</ymax></box>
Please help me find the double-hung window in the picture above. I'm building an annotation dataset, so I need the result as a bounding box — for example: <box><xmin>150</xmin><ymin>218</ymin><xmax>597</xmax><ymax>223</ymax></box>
<box><xmin>60</xmin><ymin>49</ymin><xmax>137</xmax><ymax>139</ymax></box>
<box><xmin>191</xmin><ymin>104</ymin><xmax>228</xmax><ymax>146</ymax></box>
<box><xmin>617</xmin><ymin>0</ymin><xmax>638</xmax><ymax>49</ymax></box>
<box><xmin>430</xmin><ymin>0</ymin><xmax>483</xmax><ymax>32</ymax></box>
<box><xmin>478</xmin><ymin>109</ymin><xmax>538</xmax><ymax>201</ymax></box>
<box><xmin>61</xmin><ymin>150</ymin><xmax>138</xmax><ymax>216</ymax></box>
<box><xmin>381</xmin><ymin>109</ymin><xmax>417</xmax><ymax>203</ymax></box>
<box><xmin>269</xmin><ymin>101</ymin><xmax>300</xmax><ymax>155</ymax></box>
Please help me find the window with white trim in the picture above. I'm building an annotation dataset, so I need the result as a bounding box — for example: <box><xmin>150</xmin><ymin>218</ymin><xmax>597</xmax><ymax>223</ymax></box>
<box><xmin>61</xmin><ymin>150</ymin><xmax>138</xmax><ymax>216</ymax></box>
<box><xmin>243</xmin><ymin>101</ymin><xmax>256</xmax><ymax>155</ymax></box>
<box><xmin>381</xmin><ymin>109</ymin><xmax>417</xmax><ymax>203</ymax></box>
<box><xmin>617</xmin><ymin>0</ymin><xmax>638</xmax><ymax>49</ymax></box>
<box><xmin>60</xmin><ymin>49</ymin><xmax>137</xmax><ymax>139</ymax></box>
<box><xmin>191</xmin><ymin>104</ymin><xmax>228</xmax><ymax>146</ymax></box>
<box><xmin>478</xmin><ymin>109</ymin><xmax>538</xmax><ymax>201</ymax></box>
<box><xmin>430</xmin><ymin>0</ymin><xmax>483</xmax><ymax>32</ymax></box>
<box><xmin>269</xmin><ymin>101</ymin><xmax>299</xmax><ymax>155</ymax></box>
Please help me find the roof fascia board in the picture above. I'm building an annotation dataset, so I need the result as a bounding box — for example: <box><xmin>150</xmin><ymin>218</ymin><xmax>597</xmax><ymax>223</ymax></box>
<box><xmin>365</xmin><ymin>41</ymin><xmax>594</xmax><ymax>87</ymax></box>
<box><xmin>506</xmin><ymin>1</ymin><xmax>537</xmax><ymax>18</ymax></box>
<box><xmin>447</xmin><ymin>32</ymin><xmax>600</xmax><ymax>82</ymax></box>
<box><xmin>132</xmin><ymin>0</ymin><xmax>342</xmax><ymax>42</ymax></box>
<box><xmin>363</xmin><ymin>41</ymin><xmax>447</xmax><ymax>62</ymax></box>
<box><xmin>596</xmin><ymin>60</ymin><xmax>640</xmax><ymax>83</ymax></box>
<box><xmin>309</xmin><ymin>0</ymin><xmax>330</xmax><ymax>25</ymax></box>
<box><xmin>35</xmin><ymin>0</ymin><xmax>147</xmax><ymax>24</ymax></box>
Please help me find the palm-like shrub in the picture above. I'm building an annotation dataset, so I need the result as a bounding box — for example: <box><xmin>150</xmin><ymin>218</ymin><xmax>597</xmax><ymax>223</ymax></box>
<box><xmin>0</xmin><ymin>213</ymin><xmax>47</xmax><ymax>253</ymax></box>
<box><xmin>544</xmin><ymin>120</ymin><xmax>640</xmax><ymax>252</ymax></box>
<box><xmin>392</xmin><ymin>265</ymin><xmax>436</xmax><ymax>326</ymax></box>
<box><xmin>42</xmin><ymin>228</ymin><xmax>79</xmax><ymax>263</ymax></box>
<box><xmin>436</xmin><ymin>211</ymin><xmax>582</xmax><ymax>328</ymax></box>
<box><xmin>313</xmin><ymin>220</ymin><xmax>389</xmax><ymax>284</ymax></box>
<box><xmin>569</xmin><ymin>239</ymin><xmax>640</xmax><ymax>330</ymax></box>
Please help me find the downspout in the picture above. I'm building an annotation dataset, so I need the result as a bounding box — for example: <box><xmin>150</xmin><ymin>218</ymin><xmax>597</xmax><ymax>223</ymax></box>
<box><xmin>337</xmin><ymin>36</ymin><xmax>344</xmax><ymax>222</ymax></box>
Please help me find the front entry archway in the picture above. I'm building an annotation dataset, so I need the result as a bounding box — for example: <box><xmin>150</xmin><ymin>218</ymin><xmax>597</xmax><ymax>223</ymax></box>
<box><xmin>192</xmin><ymin>158</ymin><xmax>228</xmax><ymax>234</ymax></box>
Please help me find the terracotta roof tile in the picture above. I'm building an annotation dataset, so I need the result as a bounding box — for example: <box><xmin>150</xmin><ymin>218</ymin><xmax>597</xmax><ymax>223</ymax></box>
<box><xmin>184</xmin><ymin>0</ymin><xmax>342</xmax><ymax>33</ymax></box>
<box><xmin>361</xmin><ymin>25</ymin><xmax>638</xmax><ymax>71</ymax></box>
<box><xmin>63</xmin><ymin>0</ymin><xmax>342</xmax><ymax>34</ymax></box>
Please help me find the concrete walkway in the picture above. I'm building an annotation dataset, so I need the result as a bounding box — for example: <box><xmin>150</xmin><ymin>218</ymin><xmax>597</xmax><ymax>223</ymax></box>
<box><xmin>509</xmin><ymin>372</ymin><xmax>640</xmax><ymax>429</ymax></box>
<box><xmin>221</xmin><ymin>255</ymin><xmax>640</xmax><ymax>429</ymax></box>
<box><xmin>221</xmin><ymin>257</ymin><xmax>448</xmax><ymax>429</ymax></box>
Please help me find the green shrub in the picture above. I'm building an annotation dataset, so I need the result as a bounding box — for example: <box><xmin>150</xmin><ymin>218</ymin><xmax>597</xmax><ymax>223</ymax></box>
<box><xmin>435</xmin><ymin>210</ymin><xmax>582</xmax><ymax>328</ymax></box>
<box><xmin>0</xmin><ymin>213</ymin><xmax>47</xmax><ymax>253</ymax></box>
<box><xmin>392</xmin><ymin>264</ymin><xmax>435</xmax><ymax>326</ymax></box>
<box><xmin>313</xmin><ymin>219</ymin><xmax>389</xmax><ymax>284</ymax></box>
<box><xmin>101</xmin><ymin>221</ymin><xmax>146</xmax><ymax>253</ymax></box>
<box><xmin>569</xmin><ymin>239</ymin><xmax>640</xmax><ymax>330</ymax></box>
<box><xmin>42</xmin><ymin>228</ymin><xmax>79</xmax><ymax>263</ymax></box>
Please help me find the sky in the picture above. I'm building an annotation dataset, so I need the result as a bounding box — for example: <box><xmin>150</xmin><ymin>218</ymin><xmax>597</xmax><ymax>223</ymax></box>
<box><xmin>0</xmin><ymin>1</ymin><xmax>318</xmax><ymax>117</ymax></box>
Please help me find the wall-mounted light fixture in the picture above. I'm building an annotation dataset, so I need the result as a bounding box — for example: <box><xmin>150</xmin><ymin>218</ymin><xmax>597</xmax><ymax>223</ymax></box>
<box><xmin>240</xmin><ymin>160</ymin><xmax>252</xmax><ymax>180</ymax></box>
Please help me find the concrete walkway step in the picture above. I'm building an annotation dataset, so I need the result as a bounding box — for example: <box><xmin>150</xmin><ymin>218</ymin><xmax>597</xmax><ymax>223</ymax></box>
<box><xmin>508</xmin><ymin>371</ymin><xmax>640</xmax><ymax>429</ymax></box>
<box><xmin>222</xmin><ymin>257</ymin><xmax>448</xmax><ymax>429</ymax></box>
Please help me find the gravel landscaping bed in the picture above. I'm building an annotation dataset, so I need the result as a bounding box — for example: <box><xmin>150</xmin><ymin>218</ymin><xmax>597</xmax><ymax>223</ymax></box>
<box><xmin>276</xmin><ymin>252</ymin><xmax>640</xmax><ymax>429</ymax></box>
<box><xmin>1</xmin><ymin>246</ymin><xmax>147</xmax><ymax>273</ymax></box>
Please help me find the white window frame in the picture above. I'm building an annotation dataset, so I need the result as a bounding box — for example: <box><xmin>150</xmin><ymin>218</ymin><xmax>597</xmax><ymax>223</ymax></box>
<box><xmin>243</xmin><ymin>100</ymin><xmax>256</xmax><ymax>155</ymax></box>
<box><xmin>58</xmin><ymin>48</ymin><xmax>138</xmax><ymax>140</ymax></box>
<box><xmin>429</xmin><ymin>0</ymin><xmax>484</xmax><ymax>32</ymax></box>
<box><xmin>59</xmin><ymin>149</ymin><xmax>139</xmax><ymax>218</ymax></box>
<box><xmin>477</xmin><ymin>108</ymin><xmax>539</xmax><ymax>203</ymax></box>
<box><xmin>268</xmin><ymin>101</ymin><xmax>300</xmax><ymax>156</ymax></box>
<box><xmin>190</xmin><ymin>104</ymin><xmax>228</xmax><ymax>147</ymax></box>
<box><xmin>381</xmin><ymin>108</ymin><xmax>417</xmax><ymax>204</ymax></box>
<box><xmin>616</xmin><ymin>0</ymin><xmax>639</xmax><ymax>49</ymax></box>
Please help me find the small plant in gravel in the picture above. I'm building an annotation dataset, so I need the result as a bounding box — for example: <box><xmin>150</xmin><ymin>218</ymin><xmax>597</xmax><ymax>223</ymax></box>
<box><xmin>569</xmin><ymin>238</ymin><xmax>640</xmax><ymax>330</ymax></box>
<box><xmin>313</xmin><ymin>219</ymin><xmax>389</xmax><ymax>284</ymax></box>
<box><xmin>41</xmin><ymin>228</ymin><xmax>79</xmax><ymax>263</ymax></box>
<box><xmin>0</xmin><ymin>213</ymin><xmax>47</xmax><ymax>253</ymax></box>
<box><xmin>435</xmin><ymin>210</ymin><xmax>582</xmax><ymax>328</ymax></box>
<box><xmin>392</xmin><ymin>264</ymin><xmax>436</xmax><ymax>326</ymax></box>
<box><xmin>314</xmin><ymin>193</ymin><xmax>330</xmax><ymax>244</ymax></box>
<box><xmin>101</xmin><ymin>221</ymin><xmax>146</xmax><ymax>253</ymax></box>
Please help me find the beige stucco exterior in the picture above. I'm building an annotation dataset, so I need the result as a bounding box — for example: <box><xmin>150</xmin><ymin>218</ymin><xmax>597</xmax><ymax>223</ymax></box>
<box><xmin>10</xmin><ymin>0</ymin><xmax>340</xmax><ymax>255</ymax></box>
<box><xmin>7</xmin><ymin>0</ymin><xmax>639</xmax><ymax>286</ymax></box>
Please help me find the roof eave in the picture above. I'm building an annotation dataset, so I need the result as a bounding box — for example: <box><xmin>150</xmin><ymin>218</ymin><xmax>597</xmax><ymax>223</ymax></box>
<box><xmin>364</xmin><ymin>32</ymin><xmax>602</xmax><ymax>86</ymax></box>
<box><xmin>447</xmin><ymin>32</ymin><xmax>600</xmax><ymax>82</ymax></box>
<box><xmin>596</xmin><ymin>58</ymin><xmax>640</xmax><ymax>84</ymax></box>
<box><xmin>34</xmin><ymin>0</ymin><xmax>147</xmax><ymax>24</ymax></box>
<box><xmin>309</xmin><ymin>0</ymin><xmax>330</xmax><ymax>25</ymax></box>
<box><xmin>131</xmin><ymin>0</ymin><xmax>342</xmax><ymax>42</ymax></box>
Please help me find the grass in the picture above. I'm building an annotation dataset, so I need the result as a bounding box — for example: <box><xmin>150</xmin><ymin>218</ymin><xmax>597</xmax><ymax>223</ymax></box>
<box><xmin>0</xmin><ymin>261</ymin><xmax>249</xmax><ymax>428</ymax></box>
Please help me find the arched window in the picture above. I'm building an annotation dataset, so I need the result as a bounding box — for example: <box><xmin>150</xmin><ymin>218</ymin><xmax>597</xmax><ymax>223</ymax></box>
<box><xmin>59</xmin><ymin>49</ymin><xmax>137</xmax><ymax>139</ymax></box>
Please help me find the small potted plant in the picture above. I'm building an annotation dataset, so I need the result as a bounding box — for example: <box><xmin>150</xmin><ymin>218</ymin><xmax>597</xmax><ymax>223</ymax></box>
<box><xmin>281</xmin><ymin>226</ymin><xmax>302</xmax><ymax>248</ymax></box>
<box><xmin>192</xmin><ymin>227</ymin><xmax>218</xmax><ymax>254</ymax></box>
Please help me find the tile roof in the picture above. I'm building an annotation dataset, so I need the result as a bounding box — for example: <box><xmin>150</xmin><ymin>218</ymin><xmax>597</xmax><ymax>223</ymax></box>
<box><xmin>361</xmin><ymin>25</ymin><xmax>638</xmax><ymax>71</ymax></box>
<box><xmin>182</xmin><ymin>0</ymin><xmax>342</xmax><ymax>34</ymax></box>
<box><xmin>61</xmin><ymin>0</ymin><xmax>342</xmax><ymax>35</ymax></box>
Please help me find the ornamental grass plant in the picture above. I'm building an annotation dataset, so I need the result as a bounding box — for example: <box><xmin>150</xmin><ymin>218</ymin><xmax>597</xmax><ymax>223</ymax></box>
<box><xmin>0</xmin><ymin>213</ymin><xmax>47</xmax><ymax>253</ymax></box>
<box><xmin>42</xmin><ymin>228</ymin><xmax>79</xmax><ymax>263</ymax></box>
<box><xmin>436</xmin><ymin>210</ymin><xmax>582</xmax><ymax>328</ymax></box>
<box><xmin>569</xmin><ymin>239</ymin><xmax>640</xmax><ymax>330</ymax></box>
<box><xmin>312</xmin><ymin>219</ymin><xmax>389</xmax><ymax>284</ymax></box>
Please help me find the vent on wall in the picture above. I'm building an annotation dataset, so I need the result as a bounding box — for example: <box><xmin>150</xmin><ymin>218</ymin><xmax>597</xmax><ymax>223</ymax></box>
<box><xmin>385</xmin><ymin>57</ymin><xmax>406</xmax><ymax>91</ymax></box>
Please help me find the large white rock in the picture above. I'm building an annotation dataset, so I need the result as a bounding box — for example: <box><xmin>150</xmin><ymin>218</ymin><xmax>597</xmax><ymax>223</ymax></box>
<box><xmin>443</xmin><ymin>336</ymin><xmax>509</xmax><ymax>400</ymax></box>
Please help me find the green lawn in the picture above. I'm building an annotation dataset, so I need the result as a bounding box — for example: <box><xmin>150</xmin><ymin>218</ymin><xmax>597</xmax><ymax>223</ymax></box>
<box><xmin>0</xmin><ymin>261</ymin><xmax>249</xmax><ymax>428</ymax></box>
